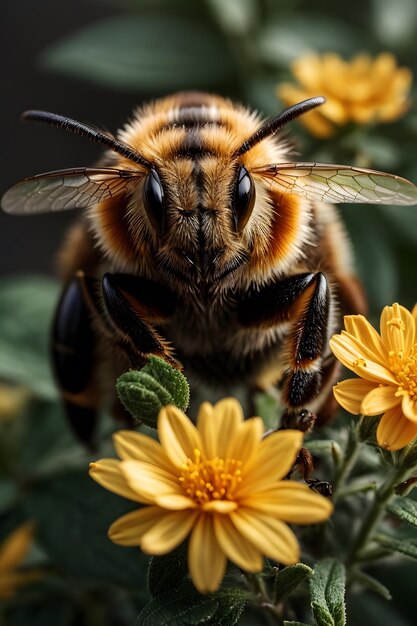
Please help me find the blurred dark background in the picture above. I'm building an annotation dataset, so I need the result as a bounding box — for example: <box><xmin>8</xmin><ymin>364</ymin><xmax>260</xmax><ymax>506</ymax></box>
<box><xmin>1</xmin><ymin>2</ymin><xmax>148</xmax><ymax>276</ymax></box>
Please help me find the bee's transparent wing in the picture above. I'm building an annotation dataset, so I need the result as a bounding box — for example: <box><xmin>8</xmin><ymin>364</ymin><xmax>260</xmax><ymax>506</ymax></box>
<box><xmin>252</xmin><ymin>162</ymin><xmax>417</xmax><ymax>206</ymax></box>
<box><xmin>1</xmin><ymin>167</ymin><xmax>143</xmax><ymax>215</ymax></box>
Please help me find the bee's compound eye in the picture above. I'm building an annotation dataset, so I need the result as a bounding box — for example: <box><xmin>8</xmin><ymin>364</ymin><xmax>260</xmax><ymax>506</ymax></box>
<box><xmin>234</xmin><ymin>165</ymin><xmax>255</xmax><ymax>232</ymax></box>
<box><xmin>143</xmin><ymin>168</ymin><xmax>165</xmax><ymax>233</ymax></box>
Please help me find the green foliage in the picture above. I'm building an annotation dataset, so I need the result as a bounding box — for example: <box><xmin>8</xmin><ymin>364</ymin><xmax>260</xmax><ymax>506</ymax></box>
<box><xmin>148</xmin><ymin>545</ymin><xmax>189</xmax><ymax>596</ymax></box>
<box><xmin>310</xmin><ymin>559</ymin><xmax>346</xmax><ymax>626</ymax></box>
<box><xmin>387</xmin><ymin>496</ymin><xmax>417</xmax><ymax>528</ymax></box>
<box><xmin>116</xmin><ymin>356</ymin><xmax>189</xmax><ymax>427</ymax></box>
<box><xmin>138</xmin><ymin>579</ymin><xmax>247</xmax><ymax>626</ymax></box>
<box><xmin>0</xmin><ymin>276</ymin><xmax>59</xmax><ymax>399</ymax></box>
<box><xmin>374</xmin><ymin>534</ymin><xmax>417</xmax><ymax>560</ymax></box>
<box><xmin>25</xmin><ymin>471</ymin><xmax>150</xmax><ymax>589</ymax></box>
<box><xmin>41</xmin><ymin>14</ymin><xmax>238</xmax><ymax>93</ymax></box>
<box><xmin>273</xmin><ymin>564</ymin><xmax>314</xmax><ymax>603</ymax></box>
<box><xmin>352</xmin><ymin>570</ymin><xmax>392</xmax><ymax>600</ymax></box>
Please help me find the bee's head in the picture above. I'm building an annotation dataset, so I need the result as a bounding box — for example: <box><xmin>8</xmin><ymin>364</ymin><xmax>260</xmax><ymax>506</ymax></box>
<box><xmin>93</xmin><ymin>95</ymin><xmax>326</xmax><ymax>293</ymax></box>
<box><xmin>141</xmin><ymin>155</ymin><xmax>258</xmax><ymax>291</ymax></box>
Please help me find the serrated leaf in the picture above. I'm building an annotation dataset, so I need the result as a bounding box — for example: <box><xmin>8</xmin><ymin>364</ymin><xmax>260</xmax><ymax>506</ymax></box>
<box><xmin>42</xmin><ymin>14</ymin><xmax>237</xmax><ymax>93</ymax></box>
<box><xmin>310</xmin><ymin>559</ymin><xmax>346</xmax><ymax>626</ymax></box>
<box><xmin>117</xmin><ymin>357</ymin><xmax>189</xmax><ymax>427</ymax></box>
<box><xmin>387</xmin><ymin>496</ymin><xmax>417</xmax><ymax>528</ymax></box>
<box><xmin>25</xmin><ymin>471</ymin><xmax>149</xmax><ymax>589</ymax></box>
<box><xmin>374</xmin><ymin>534</ymin><xmax>417</xmax><ymax>559</ymax></box>
<box><xmin>138</xmin><ymin>580</ymin><xmax>246</xmax><ymax>626</ymax></box>
<box><xmin>274</xmin><ymin>563</ymin><xmax>313</xmax><ymax>603</ymax></box>
<box><xmin>0</xmin><ymin>277</ymin><xmax>59</xmax><ymax>399</ymax></box>
<box><xmin>142</xmin><ymin>357</ymin><xmax>189</xmax><ymax>411</ymax></box>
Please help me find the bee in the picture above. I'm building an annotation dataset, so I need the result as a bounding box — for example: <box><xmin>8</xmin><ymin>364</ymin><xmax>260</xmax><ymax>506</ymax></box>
<box><xmin>2</xmin><ymin>93</ymin><xmax>417</xmax><ymax>443</ymax></box>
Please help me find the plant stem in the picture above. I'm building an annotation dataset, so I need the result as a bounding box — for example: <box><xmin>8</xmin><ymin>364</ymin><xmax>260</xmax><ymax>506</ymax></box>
<box><xmin>245</xmin><ymin>573</ymin><xmax>283</xmax><ymax>623</ymax></box>
<box><xmin>332</xmin><ymin>436</ymin><xmax>362</xmax><ymax>501</ymax></box>
<box><xmin>347</xmin><ymin>465</ymin><xmax>410</xmax><ymax>565</ymax></box>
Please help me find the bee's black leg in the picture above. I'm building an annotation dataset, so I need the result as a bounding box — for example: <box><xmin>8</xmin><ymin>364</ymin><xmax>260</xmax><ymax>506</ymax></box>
<box><xmin>52</xmin><ymin>277</ymin><xmax>98</xmax><ymax>447</ymax></box>
<box><xmin>100</xmin><ymin>273</ymin><xmax>180</xmax><ymax>369</ymax></box>
<box><xmin>238</xmin><ymin>272</ymin><xmax>333</xmax><ymax>413</ymax></box>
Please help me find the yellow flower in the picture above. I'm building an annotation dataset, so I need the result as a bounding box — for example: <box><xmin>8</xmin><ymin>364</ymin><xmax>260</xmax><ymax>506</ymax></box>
<box><xmin>330</xmin><ymin>303</ymin><xmax>417</xmax><ymax>451</ymax></box>
<box><xmin>90</xmin><ymin>399</ymin><xmax>333</xmax><ymax>593</ymax></box>
<box><xmin>0</xmin><ymin>522</ymin><xmax>41</xmax><ymax>599</ymax></box>
<box><xmin>277</xmin><ymin>52</ymin><xmax>412</xmax><ymax>138</ymax></box>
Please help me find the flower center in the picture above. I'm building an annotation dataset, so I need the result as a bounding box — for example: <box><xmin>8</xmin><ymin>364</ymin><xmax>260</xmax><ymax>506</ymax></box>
<box><xmin>178</xmin><ymin>449</ymin><xmax>242</xmax><ymax>505</ymax></box>
<box><xmin>390</xmin><ymin>344</ymin><xmax>417</xmax><ymax>398</ymax></box>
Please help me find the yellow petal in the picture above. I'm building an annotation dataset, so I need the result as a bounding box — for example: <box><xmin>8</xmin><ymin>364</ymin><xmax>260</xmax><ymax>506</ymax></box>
<box><xmin>113</xmin><ymin>430</ymin><xmax>175</xmax><ymax>473</ymax></box>
<box><xmin>198</xmin><ymin>398</ymin><xmax>242</xmax><ymax>459</ymax></box>
<box><xmin>202</xmin><ymin>501</ymin><xmax>238</xmax><ymax>513</ymax></box>
<box><xmin>141</xmin><ymin>510</ymin><xmax>198</xmax><ymax>555</ymax></box>
<box><xmin>213</xmin><ymin>514</ymin><xmax>263</xmax><ymax>572</ymax></box>
<box><xmin>158</xmin><ymin>405</ymin><xmax>203</xmax><ymax>466</ymax></box>
<box><xmin>377</xmin><ymin>405</ymin><xmax>417</xmax><ymax>450</ymax></box>
<box><xmin>401</xmin><ymin>394</ymin><xmax>417</xmax><ymax>423</ymax></box>
<box><xmin>228</xmin><ymin>417</ymin><xmax>264</xmax><ymax>469</ymax></box>
<box><xmin>380</xmin><ymin>303</ymin><xmax>415</xmax><ymax>358</ymax></box>
<box><xmin>343</xmin><ymin>315</ymin><xmax>387</xmax><ymax>365</ymax></box>
<box><xmin>411</xmin><ymin>303</ymin><xmax>417</xmax><ymax>325</ymax></box>
<box><xmin>292</xmin><ymin>53</ymin><xmax>323</xmax><ymax>91</ymax></box>
<box><xmin>329</xmin><ymin>334</ymin><xmax>397</xmax><ymax>384</ymax></box>
<box><xmin>188</xmin><ymin>515</ymin><xmax>227</xmax><ymax>593</ymax></box>
<box><xmin>230</xmin><ymin>510</ymin><xmax>300</xmax><ymax>565</ymax></box>
<box><xmin>0</xmin><ymin>523</ymin><xmax>33</xmax><ymax>573</ymax></box>
<box><xmin>108</xmin><ymin>506</ymin><xmax>165</xmax><ymax>546</ymax></box>
<box><xmin>239</xmin><ymin>430</ymin><xmax>303</xmax><ymax>495</ymax></box>
<box><xmin>333</xmin><ymin>378</ymin><xmax>377</xmax><ymax>414</ymax></box>
<box><xmin>155</xmin><ymin>494</ymin><xmax>197</xmax><ymax>510</ymax></box>
<box><xmin>121</xmin><ymin>460</ymin><xmax>181</xmax><ymax>502</ymax></box>
<box><xmin>240</xmin><ymin>482</ymin><xmax>333</xmax><ymax>523</ymax></box>
<box><xmin>361</xmin><ymin>385</ymin><xmax>400</xmax><ymax>416</ymax></box>
<box><xmin>89</xmin><ymin>459</ymin><xmax>146</xmax><ymax>503</ymax></box>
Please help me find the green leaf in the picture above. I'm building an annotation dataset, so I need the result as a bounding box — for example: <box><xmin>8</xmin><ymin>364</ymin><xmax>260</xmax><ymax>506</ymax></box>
<box><xmin>42</xmin><ymin>14</ymin><xmax>238</xmax><ymax>92</ymax></box>
<box><xmin>207</xmin><ymin>0</ymin><xmax>256</xmax><ymax>35</ymax></box>
<box><xmin>148</xmin><ymin>544</ymin><xmax>189</xmax><ymax>597</ymax></box>
<box><xmin>374</xmin><ymin>534</ymin><xmax>417</xmax><ymax>559</ymax></box>
<box><xmin>253</xmin><ymin>391</ymin><xmax>281</xmax><ymax>430</ymax></box>
<box><xmin>284</xmin><ymin>622</ymin><xmax>311</xmax><ymax>626</ymax></box>
<box><xmin>310</xmin><ymin>558</ymin><xmax>346</xmax><ymax>626</ymax></box>
<box><xmin>0</xmin><ymin>277</ymin><xmax>59</xmax><ymax>399</ymax></box>
<box><xmin>352</xmin><ymin>570</ymin><xmax>391</xmax><ymax>600</ymax></box>
<box><xmin>138</xmin><ymin>579</ymin><xmax>247</xmax><ymax>626</ymax></box>
<box><xmin>387</xmin><ymin>496</ymin><xmax>417</xmax><ymax>528</ymax></box>
<box><xmin>274</xmin><ymin>563</ymin><xmax>314</xmax><ymax>603</ymax></box>
<box><xmin>260</xmin><ymin>15</ymin><xmax>361</xmax><ymax>66</ymax></box>
<box><xmin>25</xmin><ymin>471</ymin><xmax>150</xmax><ymax>590</ymax></box>
<box><xmin>142</xmin><ymin>357</ymin><xmax>189</xmax><ymax>411</ymax></box>
<box><xmin>117</xmin><ymin>357</ymin><xmax>189</xmax><ymax>427</ymax></box>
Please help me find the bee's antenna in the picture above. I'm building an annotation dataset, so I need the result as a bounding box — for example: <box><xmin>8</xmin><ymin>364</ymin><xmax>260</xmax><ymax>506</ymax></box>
<box><xmin>234</xmin><ymin>96</ymin><xmax>326</xmax><ymax>157</ymax></box>
<box><xmin>21</xmin><ymin>110</ymin><xmax>151</xmax><ymax>169</ymax></box>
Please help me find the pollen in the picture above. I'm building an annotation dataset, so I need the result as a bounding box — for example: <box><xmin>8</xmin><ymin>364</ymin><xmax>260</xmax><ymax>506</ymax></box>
<box><xmin>178</xmin><ymin>448</ymin><xmax>243</xmax><ymax>505</ymax></box>
<box><xmin>391</xmin><ymin>344</ymin><xmax>417</xmax><ymax>398</ymax></box>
